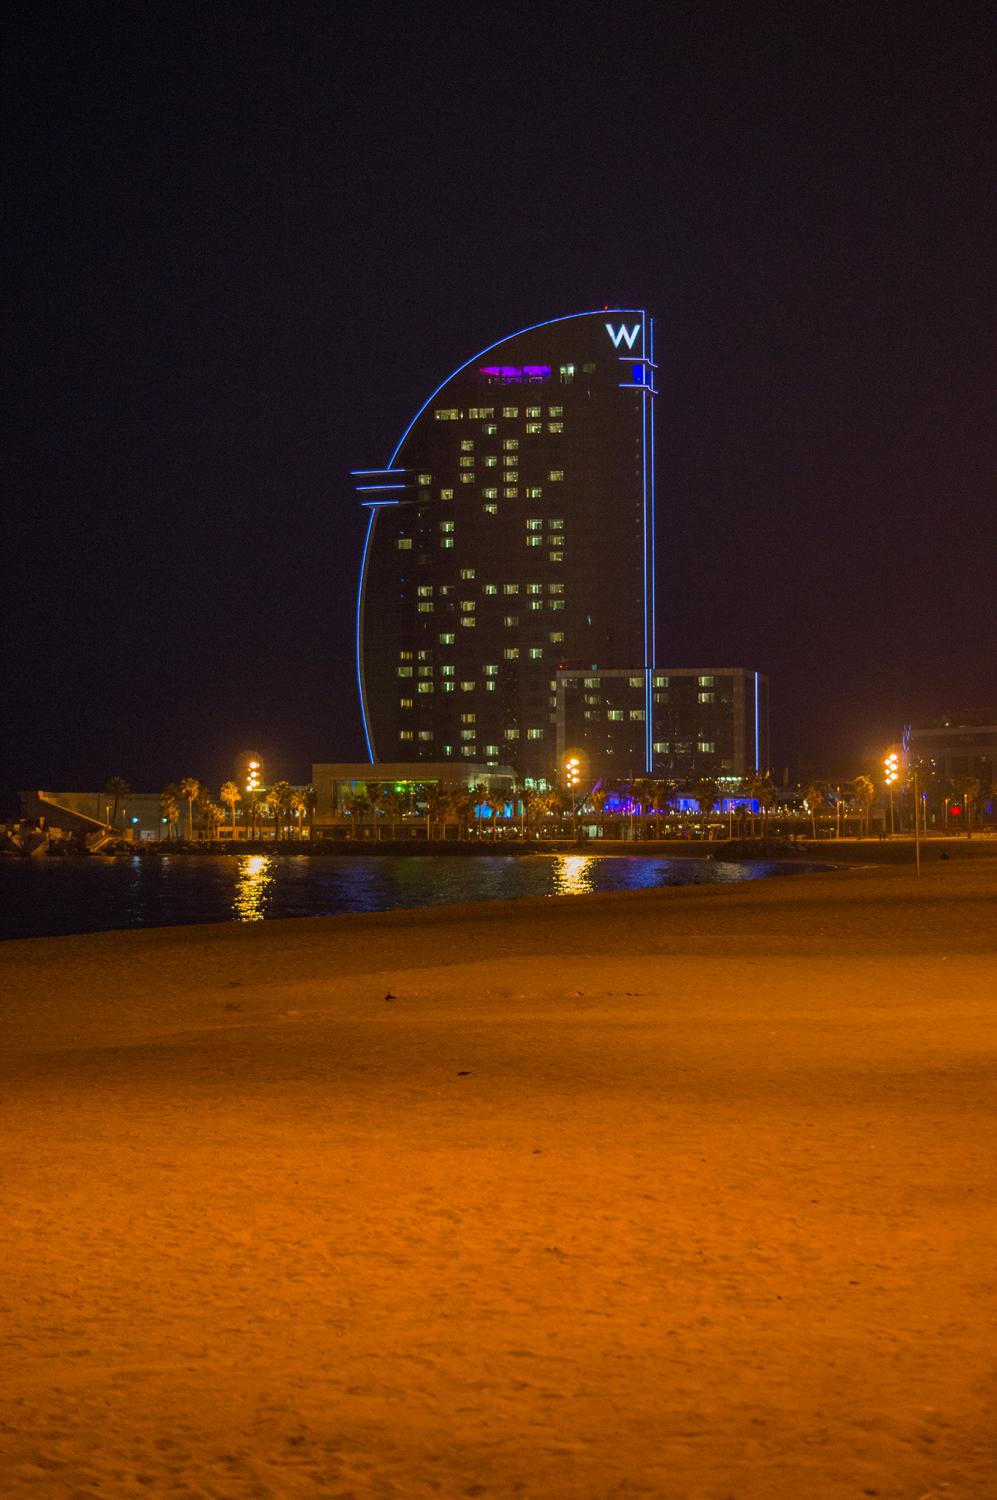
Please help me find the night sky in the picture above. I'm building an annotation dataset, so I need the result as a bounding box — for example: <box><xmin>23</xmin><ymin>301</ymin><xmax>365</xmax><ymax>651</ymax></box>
<box><xmin>4</xmin><ymin>2</ymin><xmax>994</xmax><ymax>808</ymax></box>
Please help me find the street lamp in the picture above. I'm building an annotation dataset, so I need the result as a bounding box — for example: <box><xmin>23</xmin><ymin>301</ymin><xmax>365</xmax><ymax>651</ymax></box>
<box><xmin>564</xmin><ymin>755</ymin><xmax>581</xmax><ymax>840</ymax></box>
<box><xmin>884</xmin><ymin>751</ymin><xmax>899</xmax><ymax>835</ymax></box>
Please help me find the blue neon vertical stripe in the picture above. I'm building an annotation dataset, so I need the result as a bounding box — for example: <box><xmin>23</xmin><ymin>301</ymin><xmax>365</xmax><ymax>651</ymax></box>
<box><xmin>754</xmin><ymin>672</ymin><xmax>761</xmax><ymax>771</ymax></box>
<box><xmin>356</xmin><ymin>509</ymin><xmax>378</xmax><ymax>762</ymax></box>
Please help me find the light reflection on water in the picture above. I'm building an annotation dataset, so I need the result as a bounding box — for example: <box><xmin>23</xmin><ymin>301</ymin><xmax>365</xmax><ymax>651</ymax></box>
<box><xmin>0</xmin><ymin>853</ymin><xmax>831</xmax><ymax>940</ymax></box>
<box><xmin>551</xmin><ymin>854</ymin><xmax>596</xmax><ymax>895</ymax></box>
<box><xmin>233</xmin><ymin>854</ymin><xmax>275</xmax><ymax>921</ymax></box>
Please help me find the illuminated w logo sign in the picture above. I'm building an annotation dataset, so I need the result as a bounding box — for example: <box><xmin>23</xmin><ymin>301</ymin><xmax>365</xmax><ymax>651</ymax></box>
<box><xmin>605</xmin><ymin>322</ymin><xmax>641</xmax><ymax>350</ymax></box>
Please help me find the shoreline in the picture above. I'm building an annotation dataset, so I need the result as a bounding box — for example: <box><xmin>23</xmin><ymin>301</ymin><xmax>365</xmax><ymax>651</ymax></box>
<box><xmin>3</xmin><ymin>860</ymin><xmax>996</xmax><ymax>1497</ymax></box>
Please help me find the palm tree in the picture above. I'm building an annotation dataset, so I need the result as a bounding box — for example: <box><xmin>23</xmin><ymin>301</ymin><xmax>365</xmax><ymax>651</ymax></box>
<box><xmin>104</xmin><ymin>776</ymin><xmax>130</xmax><ymax>829</ymax></box>
<box><xmin>178</xmin><ymin>778</ymin><xmax>201</xmax><ymax>841</ymax></box>
<box><xmin>693</xmin><ymin>776</ymin><xmax>720</xmax><ymax>838</ymax></box>
<box><xmin>746</xmin><ymin>770</ymin><xmax>777</xmax><ymax>838</ymax></box>
<box><xmin>244</xmin><ymin>789</ymin><xmax>260</xmax><ymax>841</ymax></box>
<box><xmin>424</xmin><ymin>784</ymin><xmax>452</xmax><ymax>840</ymax></box>
<box><xmin>220</xmin><ymin>780</ymin><xmax>241</xmax><ymax>840</ymax></box>
<box><xmin>289</xmin><ymin>788</ymin><xmax>309</xmax><ymax>839</ymax></box>
<box><xmin>160</xmin><ymin>784</ymin><xmax>180</xmax><ymax>842</ymax></box>
<box><xmin>853</xmin><ymin>775</ymin><xmax>875</xmax><ymax>837</ymax></box>
<box><xmin>804</xmin><ymin>781</ymin><xmax>828</xmax><ymax>840</ymax></box>
<box><xmin>267</xmin><ymin>781</ymin><xmax>293</xmax><ymax>841</ymax></box>
<box><xmin>630</xmin><ymin>777</ymin><xmax>657</xmax><ymax>840</ymax></box>
<box><xmin>202</xmin><ymin>801</ymin><xmax>225</xmax><ymax>839</ymax></box>
<box><xmin>343</xmin><ymin>790</ymin><xmax>371</xmax><ymax>838</ymax></box>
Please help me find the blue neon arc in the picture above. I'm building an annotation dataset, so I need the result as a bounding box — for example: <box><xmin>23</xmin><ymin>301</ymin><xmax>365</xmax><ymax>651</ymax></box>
<box><xmin>355</xmin><ymin>308</ymin><xmax>653</xmax><ymax>768</ymax></box>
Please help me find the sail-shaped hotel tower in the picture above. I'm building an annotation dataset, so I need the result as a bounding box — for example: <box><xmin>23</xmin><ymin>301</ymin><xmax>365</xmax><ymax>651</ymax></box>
<box><xmin>355</xmin><ymin>309</ymin><xmax>656</xmax><ymax>780</ymax></box>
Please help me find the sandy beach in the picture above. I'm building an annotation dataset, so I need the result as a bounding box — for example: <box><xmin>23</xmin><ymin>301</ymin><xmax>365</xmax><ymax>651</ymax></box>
<box><xmin>2</xmin><ymin>858</ymin><xmax>996</xmax><ymax>1499</ymax></box>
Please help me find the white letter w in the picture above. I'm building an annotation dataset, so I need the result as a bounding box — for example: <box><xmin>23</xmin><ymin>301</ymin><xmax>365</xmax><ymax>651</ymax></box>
<box><xmin>605</xmin><ymin>322</ymin><xmax>641</xmax><ymax>350</ymax></box>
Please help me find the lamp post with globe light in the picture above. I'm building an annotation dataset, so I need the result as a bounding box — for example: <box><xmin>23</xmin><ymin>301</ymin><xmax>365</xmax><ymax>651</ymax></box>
<box><xmin>564</xmin><ymin>754</ymin><xmax>582</xmax><ymax>841</ymax></box>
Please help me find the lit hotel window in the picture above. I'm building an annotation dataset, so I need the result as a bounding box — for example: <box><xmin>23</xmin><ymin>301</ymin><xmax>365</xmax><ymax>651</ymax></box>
<box><xmin>418</xmin><ymin>731</ymin><xmax>433</xmax><ymax>742</ymax></box>
<box><xmin>529</xmin><ymin>648</ymin><xmax>543</xmax><ymax>660</ymax></box>
<box><xmin>503</xmin><ymin>438</ymin><xmax>519</xmax><ymax>450</ymax></box>
<box><xmin>549</xmin><ymin>632</ymin><xmax>564</xmax><ymax>643</ymax></box>
<box><xmin>417</xmin><ymin>585</ymin><xmax>433</xmax><ymax>596</ymax></box>
<box><xmin>608</xmin><ymin>710</ymin><xmax>623</xmax><ymax>721</ymax></box>
<box><xmin>460</xmin><ymin>439</ymin><xmax>474</xmax><ymax>452</ymax></box>
<box><xmin>550</xmin><ymin>599</ymin><xmax>564</xmax><ymax>610</ymax></box>
<box><xmin>629</xmin><ymin>709</ymin><xmax>645</xmax><ymax>721</ymax></box>
<box><xmin>459</xmin><ymin>474</ymin><xmax>474</xmax><ymax>485</ymax></box>
<box><xmin>461</xmin><ymin>746</ymin><xmax>476</xmax><ymax>757</ymax></box>
<box><xmin>526</xmin><ymin>487</ymin><xmax>543</xmax><ymax>499</ymax></box>
<box><xmin>461</xmin><ymin>729</ymin><xmax>475</xmax><ymax>740</ymax></box>
<box><xmin>483</xmin><ymin>583</ymin><xmax>498</xmax><ymax>595</ymax></box>
<box><xmin>548</xmin><ymin>421</ymin><xmax>564</xmax><ymax>433</ymax></box>
<box><xmin>399</xmin><ymin>698</ymin><xmax>413</xmax><ymax>708</ymax></box>
<box><xmin>440</xmin><ymin>521</ymin><xmax>454</xmax><ymax>532</ymax></box>
<box><xmin>459</xmin><ymin>599</ymin><xmax>475</xmax><ymax>611</ymax></box>
<box><xmin>549</xmin><ymin>551</ymin><xmax>563</xmax><ymax>562</ymax></box>
<box><xmin>397</xmin><ymin>666</ymin><xmax>413</xmax><ymax>677</ymax></box>
<box><xmin>441</xmin><ymin>682</ymin><xmax>455</xmax><ymax>693</ymax></box>
<box><xmin>396</xmin><ymin>538</ymin><xmax>412</xmax><ymax>550</ymax></box>
<box><xmin>434</xmin><ymin>408</ymin><xmax>461</xmax><ymax>420</ymax></box>
<box><xmin>441</xmin><ymin>538</ymin><xmax>454</xmax><ymax>548</ymax></box>
<box><xmin>504</xmin><ymin>648</ymin><xmax>519</xmax><ymax>660</ymax></box>
<box><xmin>698</xmin><ymin>690</ymin><xmax>715</xmax><ymax>703</ymax></box>
<box><xmin>584</xmin><ymin>677</ymin><xmax>599</xmax><ymax>687</ymax></box>
<box><xmin>417</xmin><ymin>472</ymin><xmax>432</xmax><ymax>484</ymax></box>
<box><xmin>400</xmin><ymin>730</ymin><xmax>413</xmax><ymax>740</ymax></box>
<box><xmin>527</xmin><ymin>536</ymin><xmax>542</xmax><ymax>547</ymax></box>
<box><xmin>503</xmin><ymin>486</ymin><xmax>519</xmax><ymax>498</ymax></box>
<box><xmin>440</xmin><ymin>488</ymin><xmax>454</xmax><ymax>500</ymax></box>
<box><xmin>484</xmin><ymin>455</ymin><xmax>498</xmax><ymax>467</ymax></box>
<box><xmin>549</xmin><ymin>519</ymin><xmax>564</xmax><ymax>530</ymax></box>
<box><xmin>484</xmin><ymin>664</ymin><xmax>498</xmax><ymax>676</ymax></box>
<box><xmin>482</xmin><ymin>504</ymin><xmax>498</xmax><ymax>515</ymax></box>
<box><xmin>439</xmin><ymin>632</ymin><xmax>455</xmax><ymax>645</ymax></box>
<box><xmin>484</xmin><ymin>746</ymin><xmax>499</xmax><ymax>758</ymax></box>
<box><xmin>485</xmin><ymin>680</ymin><xmax>496</xmax><ymax>691</ymax></box>
<box><xmin>527</xmin><ymin>727</ymin><xmax>544</xmax><ymax>739</ymax></box>
<box><xmin>548</xmin><ymin>406</ymin><xmax>563</xmax><ymax>417</ymax></box>
<box><xmin>468</xmin><ymin>406</ymin><xmax>494</xmax><ymax>419</ymax></box>
<box><xmin>461</xmin><ymin>616</ymin><xmax>475</xmax><ymax>627</ymax></box>
<box><xmin>548</xmin><ymin>582</ymin><xmax>563</xmax><ymax>593</ymax></box>
<box><xmin>503</xmin><ymin>614</ymin><xmax>519</xmax><ymax>627</ymax></box>
<box><xmin>418</xmin><ymin>682</ymin><xmax>434</xmax><ymax>694</ymax></box>
<box><xmin>459</xmin><ymin>456</ymin><xmax>474</xmax><ymax>468</ymax></box>
<box><xmin>417</xmin><ymin>661</ymin><xmax>432</xmax><ymax>673</ymax></box>
<box><xmin>527</xmin><ymin>518</ymin><xmax>542</xmax><ymax>530</ymax></box>
<box><xmin>525</xmin><ymin>422</ymin><xmax>542</xmax><ymax>434</ymax></box>
<box><xmin>502</xmin><ymin>406</ymin><xmax>519</xmax><ymax>418</ymax></box>
<box><xmin>529</xmin><ymin>600</ymin><xmax>542</xmax><ymax>611</ymax></box>
<box><xmin>502</xmin><ymin>454</ymin><xmax>517</xmax><ymax>467</ymax></box>
<box><xmin>558</xmin><ymin>365</ymin><xmax>575</xmax><ymax>383</ymax></box>
<box><xmin>417</xmin><ymin>602</ymin><xmax>433</xmax><ymax>612</ymax></box>
<box><xmin>460</xmin><ymin>712</ymin><xmax>476</xmax><ymax>723</ymax></box>
<box><xmin>460</xmin><ymin>680</ymin><xmax>475</xmax><ymax>691</ymax></box>
<box><xmin>526</xmin><ymin>406</ymin><xmax>541</xmax><ymax>418</ymax></box>
<box><xmin>503</xmin><ymin>583</ymin><xmax>519</xmax><ymax>594</ymax></box>
<box><xmin>505</xmin><ymin>728</ymin><xmax>519</xmax><ymax>739</ymax></box>
<box><xmin>459</xmin><ymin>568</ymin><xmax>475</xmax><ymax>579</ymax></box>
<box><xmin>527</xmin><ymin>583</ymin><xmax>542</xmax><ymax>594</ymax></box>
<box><xmin>549</xmin><ymin>469</ymin><xmax>564</xmax><ymax>481</ymax></box>
<box><xmin>441</xmin><ymin>664</ymin><xmax>454</xmax><ymax>676</ymax></box>
<box><xmin>698</xmin><ymin>741</ymin><xmax>716</xmax><ymax>753</ymax></box>
<box><xmin>699</xmin><ymin>675</ymin><xmax>715</xmax><ymax>687</ymax></box>
<box><xmin>629</xmin><ymin>675</ymin><xmax>643</xmax><ymax>687</ymax></box>
<box><xmin>483</xmin><ymin>486</ymin><xmax>498</xmax><ymax>498</ymax></box>
<box><xmin>482</xmin><ymin>423</ymin><xmax>498</xmax><ymax>435</ymax></box>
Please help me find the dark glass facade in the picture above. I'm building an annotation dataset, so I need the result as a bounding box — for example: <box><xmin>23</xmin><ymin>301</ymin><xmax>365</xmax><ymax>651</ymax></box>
<box><xmin>556</xmin><ymin>668</ymin><xmax>769</xmax><ymax>783</ymax></box>
<box><xmin>356</xmin><ymin>310</ymin><xmax>655</xmax><ymax>779</ymax></box>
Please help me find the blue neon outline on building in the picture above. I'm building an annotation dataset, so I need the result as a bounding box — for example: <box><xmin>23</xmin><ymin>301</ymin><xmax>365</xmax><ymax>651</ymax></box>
<box><xmin>356</xmin><ymin>308</ymin><xmax>656</xmax><ymax>765</ymax></box>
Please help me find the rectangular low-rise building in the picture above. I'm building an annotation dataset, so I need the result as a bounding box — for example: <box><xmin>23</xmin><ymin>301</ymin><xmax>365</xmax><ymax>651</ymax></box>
<box><xmin>555</xmin><ymin>668</ymin><xmax>769</xmax><ymax>783</ymax></box>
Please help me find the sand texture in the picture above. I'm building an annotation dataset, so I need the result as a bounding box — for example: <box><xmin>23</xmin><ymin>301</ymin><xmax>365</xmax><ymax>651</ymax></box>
<box><xmin>2</xmin><ymin>859</ymin><xmax>996</xmax><ymax>1498</ymax></box>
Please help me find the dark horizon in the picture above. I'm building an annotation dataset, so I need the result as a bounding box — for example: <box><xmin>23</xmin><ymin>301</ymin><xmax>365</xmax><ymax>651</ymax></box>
<box><xmin>4</xmin><ymin>3</ymin><xmax>994</xmax><ymax>810</ymax></box>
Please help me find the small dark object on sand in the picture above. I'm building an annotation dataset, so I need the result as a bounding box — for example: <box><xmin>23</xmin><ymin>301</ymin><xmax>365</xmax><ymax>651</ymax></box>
<box><xmin>384</xmin><ymin>991</ymin><xmax>396</xmax><ymax>1001</ymax></box>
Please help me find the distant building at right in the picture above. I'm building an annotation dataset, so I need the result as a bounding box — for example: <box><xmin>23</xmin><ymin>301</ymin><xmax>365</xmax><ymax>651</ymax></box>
<box><xmin>556</xmin><ymin>667</ymin><xmax>768</xmax><ymax>783</ymax></box>
<box><xmin>908</xmin><ymin>713</ymin><xmax>996</xmax><ymax>792</ymax></box>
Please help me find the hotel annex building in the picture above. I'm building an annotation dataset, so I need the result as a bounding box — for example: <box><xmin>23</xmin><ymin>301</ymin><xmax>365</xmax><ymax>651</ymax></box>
<box><xmin>355</xmin><ymin>309</ymin><xmax>767</xmax><ymax>784</ymax></box>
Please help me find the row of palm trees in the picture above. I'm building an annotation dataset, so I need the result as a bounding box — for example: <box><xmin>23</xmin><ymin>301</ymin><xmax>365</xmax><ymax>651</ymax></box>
<box><xmin>157</xmin><ymin>778</ymin><xmax>312</xmax><ymax>842</ymax></box>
